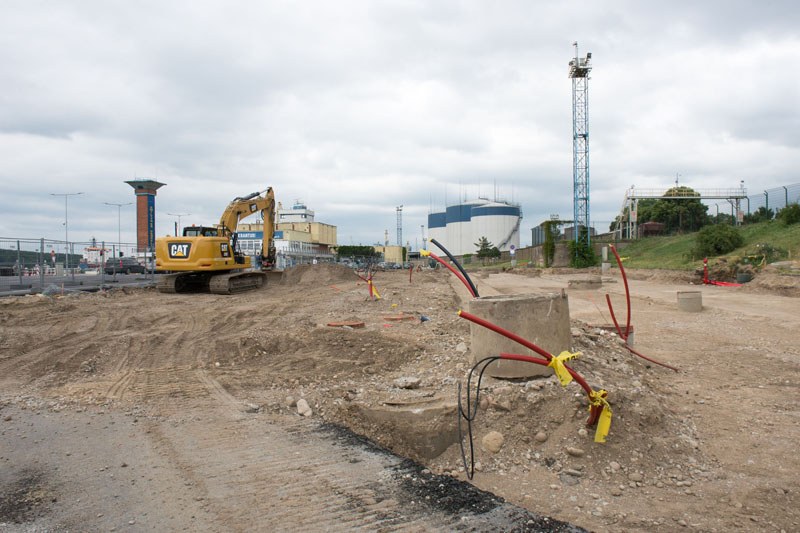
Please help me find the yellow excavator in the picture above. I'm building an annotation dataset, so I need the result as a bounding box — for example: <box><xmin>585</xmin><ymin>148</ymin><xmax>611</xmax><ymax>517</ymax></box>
<box><xmin>155</xmin><ymin>187</ymin><xmax>277</xmax><ymax>294</ymax></box>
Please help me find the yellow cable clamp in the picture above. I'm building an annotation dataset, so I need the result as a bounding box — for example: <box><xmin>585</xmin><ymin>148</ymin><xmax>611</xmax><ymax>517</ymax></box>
<box><xmin>589</xmin><ymin>389</ymin><xmax>612</xmax><ymax>443</ymax></box>
<box><xmin>420</xmin><ymin>250</ymin><xmax>431</xmax><ymax>257</ymax></box>
<box><xmin>547</xmin><ymin>350</ymin><xmax>581</xmax><ymax>386</ymax></box>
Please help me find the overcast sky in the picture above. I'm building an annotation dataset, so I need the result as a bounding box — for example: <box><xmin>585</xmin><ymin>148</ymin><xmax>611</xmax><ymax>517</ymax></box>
<box><xmin>2</xmin><ymin>0</ymin><xmax>799</xmax><ymax>250</ymax></box>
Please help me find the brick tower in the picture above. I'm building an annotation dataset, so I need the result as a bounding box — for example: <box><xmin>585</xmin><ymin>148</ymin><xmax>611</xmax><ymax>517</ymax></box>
<box><xmin>124</xmin><ymin>179</ymin><xmax>166</xmax><ymax>253</ymax></box>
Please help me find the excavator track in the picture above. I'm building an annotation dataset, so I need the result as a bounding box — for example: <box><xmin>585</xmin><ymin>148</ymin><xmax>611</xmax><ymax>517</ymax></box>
<box><xmin>208</xmin><ymin>271</ymin><xmax>266</xmax><ymax>294</ymax></box>
<box><xmin>159</xmin><ymin>271</ymin><xmax>267</xmax><ymax>294</ymax></box>
<box><xmin>158</xmin><ymin>272</ymin><xmax>212</xmax><ymax>293</ymax></box>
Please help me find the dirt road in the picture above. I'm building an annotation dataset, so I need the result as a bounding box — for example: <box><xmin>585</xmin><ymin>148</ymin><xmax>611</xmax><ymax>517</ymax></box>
<box><xmin>1</xmin><ymin>265</ymin><xmax>798</xmax><ymax>531</ymax></box>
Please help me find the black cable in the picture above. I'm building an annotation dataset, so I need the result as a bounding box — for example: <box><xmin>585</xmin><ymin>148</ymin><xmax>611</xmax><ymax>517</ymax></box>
<box><xmin>457</xmin><ymin>356</ymin><xmax>500</xmax><ymax>480</ymax></box>
<box><xmin>429</xmin><ymin>238</ymin><xmax>479</xmax><ymax>297</ymax></box>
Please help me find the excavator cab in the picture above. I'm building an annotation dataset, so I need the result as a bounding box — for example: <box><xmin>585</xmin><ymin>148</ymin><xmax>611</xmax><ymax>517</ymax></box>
<box><xmin>183</xmin><ymin>226</ymin><xmax>220</xmax><ymax>238</ymax></box>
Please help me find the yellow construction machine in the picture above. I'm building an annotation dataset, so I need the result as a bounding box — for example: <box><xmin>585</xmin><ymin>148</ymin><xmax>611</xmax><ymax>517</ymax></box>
<box><xmin>155</xmin><ymin>187</ymin><xmax>277</xmax><ymax>294</ymax></box>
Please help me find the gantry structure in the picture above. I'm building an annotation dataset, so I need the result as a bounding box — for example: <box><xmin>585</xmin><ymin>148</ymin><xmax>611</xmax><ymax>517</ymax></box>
<box><xmin>614</xmin><ymin>185</ymin><xmax>749</xmax><ymax>239</ymax></box>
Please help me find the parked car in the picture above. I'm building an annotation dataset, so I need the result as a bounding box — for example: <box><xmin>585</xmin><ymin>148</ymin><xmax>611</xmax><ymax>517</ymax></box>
<box><xmin>104</xmin><ymin>257</ymin><xmax>146</xmax><ymax>275</ymax></box>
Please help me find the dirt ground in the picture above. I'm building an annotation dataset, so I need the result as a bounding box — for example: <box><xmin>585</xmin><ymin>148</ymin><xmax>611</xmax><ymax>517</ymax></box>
<box><xmin>1</xmin><ymin>263</ymin><xmax>799</xmax><ymax>532</ymax></box>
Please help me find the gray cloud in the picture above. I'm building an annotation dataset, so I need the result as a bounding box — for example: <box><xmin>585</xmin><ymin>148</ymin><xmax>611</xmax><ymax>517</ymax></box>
<box><xmin>2</xmin><ymin>0</ymin><xmax>799</xmax><ymax>248</ymax></box>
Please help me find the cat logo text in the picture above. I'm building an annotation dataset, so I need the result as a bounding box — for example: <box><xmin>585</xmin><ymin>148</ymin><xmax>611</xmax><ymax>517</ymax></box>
<box><xmin>169</xmin><ymin>243</ymin><xmax>191</xmax><ymax>258</ymax></box>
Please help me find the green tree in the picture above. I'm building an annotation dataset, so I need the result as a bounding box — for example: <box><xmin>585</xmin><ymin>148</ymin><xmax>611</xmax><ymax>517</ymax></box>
<box><xmin>569</xmin><ymin>227</ymin><xmax>598</xmax><ymax>268</ymax></box>
<box><xmin>474</xmin><ymin>237</ymin><xmax>493</xmax><ymax>258</ymax></box>
<box><xmin>692</xmin><ymin>224</ymin><xmax>744</xmax><ymax>259</ymax></box>
<box><xmin>744</xmin><ymin>206</ymin><xmax>775</xmax><ymax>224</ymax></box>
<box><xmin>778</xmin><ymin>203</ymin><xmax>800</xmax><ymax>225</ymax></box>
<box><xmin>636</xmin><ymin>186</ymin><xmax>710</xmax><ymax>233</ymax></box>
<box><xmin>710</xmin><ymin>213</ymin><xmax>735</xmax><ymax>226</ymax></box>
<box><xmin>336</xmin><ymin>245</ymin><xmax>379</xmax><ymax>259</ymax></box>
<box><xmin>541</xmin><ymin>219</ymin><xmax>570</xmax><ymax>266</ymax></box>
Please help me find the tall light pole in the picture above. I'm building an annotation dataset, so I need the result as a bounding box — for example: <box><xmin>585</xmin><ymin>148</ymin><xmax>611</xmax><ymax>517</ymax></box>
<box><xmin>51</xmin><ymin>192</ymin><xmax>83</xmax><ymax>270</ymax></box>
<box><xmin>168</xmin><ymin>213</ymin><xmax>191</xmax><ymax>236</ymax></box>
<box><xmin>104</xmin><ymin>202</ymin><xmax>132</xmax><ymax>259</ymax></box>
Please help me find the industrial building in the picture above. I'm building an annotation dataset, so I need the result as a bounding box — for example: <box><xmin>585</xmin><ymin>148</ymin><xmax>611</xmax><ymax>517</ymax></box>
<box><xmin>237</xmin><ymin>201</ymin><xmax>337</xmax><ymax>269</ymax></box>
<box><xmin>427</xmin><ymin>199</ymin><xmax>521</xmax><ymax>256</ymax></box>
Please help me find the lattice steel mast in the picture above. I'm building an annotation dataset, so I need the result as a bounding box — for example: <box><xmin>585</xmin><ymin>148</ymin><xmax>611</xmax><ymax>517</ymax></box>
<box><xmin>396</xmin><ymin>205</ymin><xmax>403</xmax><ymax>246</ymax></box>
<box><xmin>569</xmin><ymin>42</ymin><xmax>592</xmax><ymax>253</ymax></box>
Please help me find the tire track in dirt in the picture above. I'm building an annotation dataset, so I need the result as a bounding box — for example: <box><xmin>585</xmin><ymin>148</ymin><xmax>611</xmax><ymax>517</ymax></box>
<box><xmin>147</xmin><ymin>405</ymin><xmax>578</xmax><ymax>532</ymax></box>
<box><xmin>105</xmin><ymin>370</ymin><xmax>136</xmax><ymax>401</ymax></box>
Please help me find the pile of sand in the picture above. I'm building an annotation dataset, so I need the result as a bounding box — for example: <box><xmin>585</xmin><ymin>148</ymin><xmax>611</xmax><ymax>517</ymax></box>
<box><xmin>281</xmin><ymin>263</ymin><xmax>359</xmax><ymax>286</ymax></box>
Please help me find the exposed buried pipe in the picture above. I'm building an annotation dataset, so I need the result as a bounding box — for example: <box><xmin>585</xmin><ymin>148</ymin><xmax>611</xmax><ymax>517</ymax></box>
<box><xmin>703</xmin><ymin>258</ymin><xmax>742</xmax><ymax>287</ymax></box>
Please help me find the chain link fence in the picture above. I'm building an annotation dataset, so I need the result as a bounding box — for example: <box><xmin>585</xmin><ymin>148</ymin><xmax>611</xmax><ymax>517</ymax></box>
<box><xmin>0</xmin><ymin>237</ymin><xmax>155</xmax><ymax>294</ymax></box>
<box><xmin>711</xmin><ymin>182</ymin><xmax>800</xmax><ymax>218</ymax></box>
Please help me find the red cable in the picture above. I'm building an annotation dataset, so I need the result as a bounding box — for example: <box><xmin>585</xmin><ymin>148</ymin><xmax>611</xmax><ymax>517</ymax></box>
<box><xmin>703</xmin><ymin>258</ymin><xmax>742</xmax><ymax>287</ymax></box>
<box><xmin>499</xmin><ymin>353</ymin><xmax>592</xmax><ymax>396</ymax></box>
<box><xmin>624</xmin><ymin>344</ymin><xmax>680</xmax><ymax>372</ymax></box>
<box><xmin>498</xmin><ymin>353</ymin><xmax>606</xmax><ymax>427</ymax></box>
<box><xmin>606</xmin><ymin>294</ymin><xmax>624</xmax><ymax>340</ymax></box>
<box><xmin>429</xmin><ymin>253</ymin><xmax>477</xmax><ymax>297</ymax></box>
<box><xmin>606</xmin><ymin>245</ymin><xmax>679</xmax><ymax>372</ymax></box>
<box><xmin>609</xmin><ymin>244</ymin><xmax>631</xmax><ymax>339</ymax></box>
<box><xmin>458</xmin><ymin>310</ymin><xmax>593</xmax><ymax>396</ymax></box>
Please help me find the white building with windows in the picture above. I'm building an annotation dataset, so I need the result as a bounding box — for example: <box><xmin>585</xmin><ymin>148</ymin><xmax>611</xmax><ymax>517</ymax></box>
<box><xmin>236</xmin><ymin>201</ymin><xmax>337</xmax><ymax>269</ymax></box>
<box><xmin>277</xmin><ymin>202</ymin><xmax>314</xmax><ymax>223</ymax></box>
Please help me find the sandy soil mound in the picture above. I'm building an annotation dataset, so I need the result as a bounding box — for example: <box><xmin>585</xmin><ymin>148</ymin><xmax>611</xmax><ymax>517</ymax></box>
<box><xmin>745</xmin><ymin>271</ymin><xmax>800</xmax><ymax>297</ymax></box>
<box><xmin>281</xmin><ymin>263</ymin><xmax>359</xmax><ymax>286</ymax></box>
<box><xmin>622</xmin><ymin>268</ymin><xmax>698</xmax><ymax>284</ymax></box>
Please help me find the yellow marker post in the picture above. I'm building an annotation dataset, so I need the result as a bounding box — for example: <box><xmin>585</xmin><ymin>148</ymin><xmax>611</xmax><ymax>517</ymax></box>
<box><xmin>589</xmin><ymin>389</ymin><xmax>612</xmax><ymax>443</ymax></box>
<box><xmin>595</xmin><ymin>406</ymin><xmax>612</xmax><ymax>443</ymax></box>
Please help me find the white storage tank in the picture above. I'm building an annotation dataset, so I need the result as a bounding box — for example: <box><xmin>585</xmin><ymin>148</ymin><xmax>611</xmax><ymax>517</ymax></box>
<box><xmin>427</xmin><ymin>199</ymin><xmax>521</xmax><ymax>256</ymax></box>
<box><xmin>427</xmin><ymin>211</ymin><xmax>447</xmax><ymax>249</ymax></box>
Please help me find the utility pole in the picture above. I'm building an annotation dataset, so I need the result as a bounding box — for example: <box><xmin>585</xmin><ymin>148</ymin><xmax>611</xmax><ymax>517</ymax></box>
<box><xmin>168</xmin><ymin>213</ymin><xmax>191</xmax><ymax>236</ymax></box>
<box><xmin>51</xmin><ymin>192</ymin><xmax>83</xmax><ymax>271</ymax></box>
<box><xmin>105</xmin><ymin>202</ymin><xmax>132</xmax><ymax>258</ymax></box>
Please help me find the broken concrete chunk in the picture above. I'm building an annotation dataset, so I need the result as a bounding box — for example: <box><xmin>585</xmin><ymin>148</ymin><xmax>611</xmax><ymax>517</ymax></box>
<box><xmin>489</xmin><ymin>397</ymin><xmax>511</xmax><ymax>411</ymax></box>
<box><xmin>628</xmin><ymin>472</ymin><xmax>644</xmax><ymax>482</ymax></box>
<box><xmin>393</xmin><ymin>377</ymin><xmax>421</xmax><ymax>390</ymax></box>
<box><xmin>296</xmin><ymin>399</ymin><xmax>312</xmax><ymax>417</ymax></box>
<box><xmin>482</xmin><ymin>431</ymin><xmax>504</xmax><ymax>453</ymax></box>
<box><xmin>566</xmin><ymin>447</ymin><xmax>585</xmax><ymax>457</ymax></box>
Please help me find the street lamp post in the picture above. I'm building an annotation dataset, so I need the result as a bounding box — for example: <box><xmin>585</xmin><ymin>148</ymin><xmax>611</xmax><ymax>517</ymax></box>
<box><xmin>51</xmin><ymin>192</ymin><xmax>83</xmax><ymax>271</ymax></box>
<box><xmin>168</xmin><ymin>213</ymin><xmax>191</xmax><ymax>236</ymax></box>
<box><xmin>104</xmin><ymin>202</ymin><xmax>132</xmax><ymax>260</ymax></box>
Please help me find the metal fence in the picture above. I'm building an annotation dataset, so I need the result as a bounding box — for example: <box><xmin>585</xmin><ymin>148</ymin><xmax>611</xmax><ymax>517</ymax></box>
<box><xmin>711</xmin><ymin>182</ymin><xmax>800</xmax><ymax>217</ymax></box>
<box><xmin>0</xmin><ymin>237</ymin><xmax>155</xmax><ymax>294</ymax></box>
